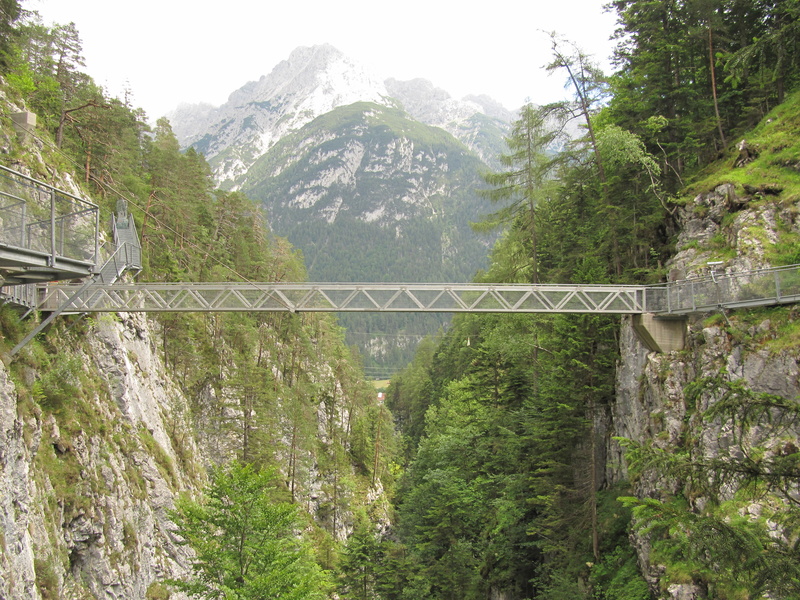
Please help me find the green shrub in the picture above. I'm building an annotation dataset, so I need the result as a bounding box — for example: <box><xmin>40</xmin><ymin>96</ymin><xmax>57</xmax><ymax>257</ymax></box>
<box><xmin>34</xmin><ymin>557</ymin><xmax>60</xmax><ymax>600</ymax></box>
<box><xmin>146</xmin><ymin>582</ymin><xmax>170</xmax><ymax>600</ymax></box>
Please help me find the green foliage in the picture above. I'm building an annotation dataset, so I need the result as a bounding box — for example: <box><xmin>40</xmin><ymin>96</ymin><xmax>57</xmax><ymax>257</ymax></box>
<box><xmin>145</xmin><ymin>582</ymin><xmax>170</xmax><ymax>600</ymax></box>
<box><xmin>589</xmin><ymin>545</ymin><xmax>650</xmax><ymax>600</ymax></box>
<box><xmin>474</xmin><ymin>103</ymin><xmax>562</xmax><ymax>282</ymax></box>
<box><xmin>338</xmin><ymin>510</ymin><xmax>383</xmax><ymax>599</ymax></box>
<box><xmin>169</xmin><ymin>461</ymin><xmax>332</xmax><ymax>600</ymax></box>
<box><xmin>31</xmin><ymin>354</ymin><xmax>81</xmax><ymax>411</ymax></box>
<box><xmin>607</xmin><ymin>0</ymin><xmax>800</xmax><ymax>188</ymax></box>
<box><xmin>34</xmin><ymin>557</ymin><xmax>60</xmax><ymax>600</ymax></box>
<box><xmin>138</xmin><ymin>427</ymin><xmax>179</xmax><ymax>490</ymax></box>
<box><xmin>388</xmin><ymin>302</ymin><xmax>624</xmax><ymax>598</ymax></box>
<box><xmin>0</xmin><ymin>0</ymin><xmax>21</xmax><ymax>73</ymax></box>
<box><xmin>619</xmin><ymin>376</ymin><xmax>800</xmax><ymax>596</ymax></box>
<box><xmin>684</xmin><ymin>90</ymin><xmax>800</xmax><ymax>211</ymax></box>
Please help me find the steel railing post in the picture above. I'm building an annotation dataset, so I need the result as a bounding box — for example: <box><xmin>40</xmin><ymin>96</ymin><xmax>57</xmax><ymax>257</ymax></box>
<box><xmin>49</xmin><ymin>190</ymin><xmax>56</xmax><ymax>265</ymax></box>
<box><xmin>95</xmin><ymin>206</ymin><xmax>100</xmax><ymax>265</ymax></box>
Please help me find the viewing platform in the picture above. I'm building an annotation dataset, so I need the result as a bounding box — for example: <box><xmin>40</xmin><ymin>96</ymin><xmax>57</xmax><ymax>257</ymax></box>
<box><xmin>0</xmin><ymin>165</ymin><xmax>99</xmax><ymax>285</ymax></box>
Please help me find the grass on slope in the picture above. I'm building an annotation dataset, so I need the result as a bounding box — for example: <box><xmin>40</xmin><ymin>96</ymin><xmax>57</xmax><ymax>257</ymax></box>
<box><xmin>683</xmin><ymin>90</ymin><xmax>800</xmax><ymax>204</ymax></box>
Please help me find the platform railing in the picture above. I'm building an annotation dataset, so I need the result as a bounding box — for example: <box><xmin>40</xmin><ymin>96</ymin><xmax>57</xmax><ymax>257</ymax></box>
<box><xmin>643</xmin><ymin>265</ymin><xmax>800</xmax><ymax>315</ymax></box>
<box><xmin>0</xmin><ymin>164</ymin><xmax>99</xmax><ymax>266</ymax></box>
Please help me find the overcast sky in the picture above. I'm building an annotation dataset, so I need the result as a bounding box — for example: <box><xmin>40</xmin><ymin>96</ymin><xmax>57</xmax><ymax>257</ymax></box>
<box><xmin>30</xmin><ymin>0</ymin><xmax>619</xmax><ymax>121</ymax></box>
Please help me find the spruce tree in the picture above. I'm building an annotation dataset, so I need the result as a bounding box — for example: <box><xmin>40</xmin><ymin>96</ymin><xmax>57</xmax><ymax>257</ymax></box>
<box><xmin>473</xmin><ymin>103</ymin><xmax>561</xmax><ymax>283</ymax></box>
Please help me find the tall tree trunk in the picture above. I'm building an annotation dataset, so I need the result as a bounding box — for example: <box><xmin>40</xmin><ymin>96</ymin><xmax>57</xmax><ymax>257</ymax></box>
<box><xmin>708</xmin><ymin>27</ymin><xmax>727</xmax><ymax>149</ymax></box>
<box><xmin>372</xmin><ymin>405</ymin><xmax>382</xmax><ymax>487</ymax></box>
<box><xmin>590</xmin><ymin>395</ymin><xmax>600</xmax><ymax>561</ymax></box>
<box><xmin>290</xmin><ymin>423</ymin><xmax>298</xmax><ymax>502</ymax></box>
<box><xmin>84</xmin><ymin>143</ymin><xmax>92</xmax><ymax>184</ymax></box>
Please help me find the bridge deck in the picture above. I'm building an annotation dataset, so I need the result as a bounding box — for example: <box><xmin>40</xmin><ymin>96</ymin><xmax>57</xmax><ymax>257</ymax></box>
<box><xmin>31</xmin><ymin>263</ymin><xmax>800</xmax><ymax>315</ymax></box>
<box><xmin>0</xmin><ymin>243</ymin><xmax>95</xmax><ymax>283</ymax></box>
<box><xmin>37</xmin><ymin>282</ymin><xmax>649</xmax><ymax>314</ymax></box>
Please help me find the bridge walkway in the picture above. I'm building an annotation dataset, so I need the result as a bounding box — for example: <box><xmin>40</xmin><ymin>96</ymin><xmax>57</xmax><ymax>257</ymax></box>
<box><xmin>2</xmin><ymin>165</ymin><xmax>800</xmax><ymax>354</ymax></box>
<box><xmin>26</xmin><ymin>264</ymin><xmax>800</xmax><ymax>317</ymax></box>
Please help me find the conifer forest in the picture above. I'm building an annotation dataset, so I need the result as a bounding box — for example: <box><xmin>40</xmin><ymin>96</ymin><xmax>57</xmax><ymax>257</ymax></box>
<box><xmin>1</xmin><ymin>1</ymin><xmax>800</xmax><ymax>599</ymax></box>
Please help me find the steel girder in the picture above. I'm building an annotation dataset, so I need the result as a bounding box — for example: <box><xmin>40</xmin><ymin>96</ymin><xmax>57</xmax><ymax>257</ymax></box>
<box><xmin>37</xmin><ymin>282</ymin><xmax>649</xmax><ymax>314</ymax></box>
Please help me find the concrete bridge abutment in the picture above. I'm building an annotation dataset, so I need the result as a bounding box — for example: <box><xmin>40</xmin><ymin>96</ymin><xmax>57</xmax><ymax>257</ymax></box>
<box><xmin>632</xmin><ymin>313</ymin><xmax>687</xmax><ymax>353</ymax></box>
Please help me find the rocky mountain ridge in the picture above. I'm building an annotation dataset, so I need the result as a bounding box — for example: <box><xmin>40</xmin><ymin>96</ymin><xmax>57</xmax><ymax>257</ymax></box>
<box><xmin>167</xmin><ymin>44</ymin><xmax>513</xmax><ymax>187</ymax></box>
<box><xmin>241</xmin><ymin>102</ymin><xmax>488</xmax><ymax>259</ymax></box>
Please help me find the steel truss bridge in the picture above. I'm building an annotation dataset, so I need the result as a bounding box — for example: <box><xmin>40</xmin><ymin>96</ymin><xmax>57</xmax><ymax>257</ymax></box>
<box><xmin>37</xmin><ymin>282</ymin><xmax>650</xmax><ymax>314</ymax></box>
<box><xmin>3</xmin><ymin>164</ymin><xmax>800</xmax><ymax>354</ymax></box>
<box><xmin>30</xmin><ymin>265</ymin><xmax>800</xmax><ymax>316</ymax></box>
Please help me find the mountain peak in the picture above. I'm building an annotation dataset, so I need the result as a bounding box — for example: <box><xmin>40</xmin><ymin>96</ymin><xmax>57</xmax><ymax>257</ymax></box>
<box><xmin>227</xmin><ymin>44</ymin><xmax>387</xmax><ymax>108</ymax></box>
<box><xmin>168</xmin><ymin>45</ymin><xmax>513</xmax><ymax>186</ymax></box>
<box><xmin>168</xmin><ymin>44</ymin><xmax>394</xmax><ymax>185</ymax></box>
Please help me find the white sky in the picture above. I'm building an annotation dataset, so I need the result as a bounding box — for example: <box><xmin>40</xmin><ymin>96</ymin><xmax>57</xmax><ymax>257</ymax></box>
<box><xmin>30</xmin><ymin>0</ymin><xmax>619</xmax><ymax>121</ymax></box>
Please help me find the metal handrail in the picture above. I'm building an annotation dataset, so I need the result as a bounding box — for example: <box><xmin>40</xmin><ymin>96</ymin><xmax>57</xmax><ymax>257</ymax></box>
<box><xmin>644</xmin><ymin>264</ymin><xmax>800</xmax><ymax>315</ymax></box>
<box><xmin>0</xmin><ymin>164</ymin><xmax>100</xmax><ymax>266</ymax></box>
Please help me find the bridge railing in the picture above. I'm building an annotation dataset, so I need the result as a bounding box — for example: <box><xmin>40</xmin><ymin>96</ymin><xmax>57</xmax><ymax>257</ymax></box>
<box><xmin>112</xmin><ymin>209</ymin><xmax>142</xmax><ymax>272</ymax></box>
<box><xmin>0</xmin><ymin>165</ymin><xmax>99</xmax><ymax>265</ymax></box>
<box><xmin>34</xmin><ymin>281</ymin><xmax>650</xmax><ymax>314</ymax></box>
<box><xmin>646</xmin><ymin>264</ymin><xmax>800</xmax><ymax>314</ymax></box>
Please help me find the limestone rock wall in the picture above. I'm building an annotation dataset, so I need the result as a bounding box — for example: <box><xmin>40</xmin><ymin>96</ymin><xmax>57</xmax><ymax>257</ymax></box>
<box><xmin>0</xmin><ymin>313</ymin><xmax>200</xmax><ymax>600</ymax></box>
<box><xmin>610</xmin><ymin>185</ymin><xmax>800</xmax><ymax>598</ymax></box>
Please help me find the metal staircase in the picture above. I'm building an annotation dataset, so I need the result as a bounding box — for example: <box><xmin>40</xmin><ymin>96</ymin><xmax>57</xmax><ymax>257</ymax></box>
<box><xmin>5</xmin><ymin>201</ymin><xmax>142</xmax><ymax>355</ymax></box>
<box><xmin>103</xmin><ymin>202</ymin><xmax>142</xmax><ymax>281</ymax></box>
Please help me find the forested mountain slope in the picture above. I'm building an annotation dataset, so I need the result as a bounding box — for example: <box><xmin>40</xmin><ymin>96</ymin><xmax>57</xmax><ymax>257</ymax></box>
<box><xmin>241</xmin><ymin>101</ymin><xmax>490</xmax><ymax>283</ymax></box>
<box><xmin>237</xmin><ymin>101</ymin><xmax>496</xmax><ymax>374</ymax></box>
<box><xmin>0</xmin><ymin>10</ymin><xmax>397</xmax><ymax>598</ymax></box>
<box><xmin>381</xmin><ymin>3</ymin><xmax>800</xmax><ymax>599</ymax></box>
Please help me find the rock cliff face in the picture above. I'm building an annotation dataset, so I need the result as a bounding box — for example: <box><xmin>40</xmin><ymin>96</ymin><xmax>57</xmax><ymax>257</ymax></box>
<box><xmin>0</xmin><ymin>313</ymin><xmax>198</xmax><ymax>600</ymax></box>
<box><xmin>0</xmin><ymin>307</ymin><xmax>388</xmax><ymax>599</ymax></box>
<box><xmin>609</xmin><ymin>182</ymin><xmax>800</xmax><ymax>598</ymax></box>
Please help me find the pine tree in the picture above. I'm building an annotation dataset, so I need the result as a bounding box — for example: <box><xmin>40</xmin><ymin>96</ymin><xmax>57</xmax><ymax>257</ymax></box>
<box><xmin>473</xmin><ymin>103</ymin><xmax>561</xmax><ymax>283</ymax></box>
<box><xmin>170</xmin><ymin>462</ymin><xmax>331</xmax><ymax>600</ymax></box>
<box><xmin>0</xmin><ymin>0</ymin><xmax>21</xmax><ymax>73</ymax></box>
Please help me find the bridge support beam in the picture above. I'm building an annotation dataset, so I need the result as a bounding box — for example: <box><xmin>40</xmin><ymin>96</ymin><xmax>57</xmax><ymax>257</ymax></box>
<box><xmin>632</xmin><ymin>313</ymin><xmax>687</xmax><ymax>353</ymax></box>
